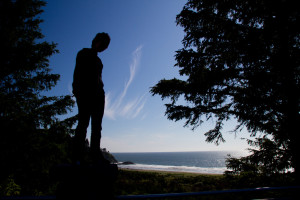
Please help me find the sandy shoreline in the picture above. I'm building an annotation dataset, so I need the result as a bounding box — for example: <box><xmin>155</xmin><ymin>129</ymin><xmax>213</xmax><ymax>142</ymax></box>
<box><xmin>119</xmin><ymin>167</ymin><xmax>223</xmax><ymax>176</ymax></box>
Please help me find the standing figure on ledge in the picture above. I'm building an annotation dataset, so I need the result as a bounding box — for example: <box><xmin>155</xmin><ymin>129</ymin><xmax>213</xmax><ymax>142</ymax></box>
<box><xmin>72</xmin><ymin>32</ymin><xmax>110</xmax><ymax>164</ymax></box>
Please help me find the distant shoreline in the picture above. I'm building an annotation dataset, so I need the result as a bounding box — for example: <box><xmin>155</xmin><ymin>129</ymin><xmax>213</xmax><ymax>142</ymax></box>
<box><xmin>113</xmin><ymin>151</ymin><xmax>235</xmax><ymax>175</ymax></box>
<box><xmin>112</xmin><ymin>150</ymin><xmax>243</xmax><ymax>154</ymax></box>
<box><xmin>119</xmin><ymin>167</ymin><xmax>224</xmax><ymax>176</ymax></box>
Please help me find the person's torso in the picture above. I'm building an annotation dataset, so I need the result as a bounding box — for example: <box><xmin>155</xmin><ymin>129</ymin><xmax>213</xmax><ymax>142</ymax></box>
<box><xmin>72</xmin><ymin>48</ymin><xmax>104</xmax><ymax>96</ymax></box>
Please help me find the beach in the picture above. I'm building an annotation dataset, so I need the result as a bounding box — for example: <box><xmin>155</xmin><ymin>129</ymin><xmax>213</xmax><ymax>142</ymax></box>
<box><xmin>118</xmin><ymin>166</ymin><xmax>224</xmax><ymax>176</ymax></box>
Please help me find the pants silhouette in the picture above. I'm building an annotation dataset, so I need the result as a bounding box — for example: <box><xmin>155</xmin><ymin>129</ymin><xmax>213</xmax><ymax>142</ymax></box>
<box><xmin>74</xmin><ymin>92</ymin><xmax>105</xmax><ymax>162</ymax></box>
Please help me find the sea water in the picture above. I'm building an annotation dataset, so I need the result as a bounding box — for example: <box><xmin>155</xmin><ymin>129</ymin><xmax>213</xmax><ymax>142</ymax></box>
<box><xmin>112</xmin><ymin>151</ymin><xmax>247</xmax><ymax>174</ymax></box>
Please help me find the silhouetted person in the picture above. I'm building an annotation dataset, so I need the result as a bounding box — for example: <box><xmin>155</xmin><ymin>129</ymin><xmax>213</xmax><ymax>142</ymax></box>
<box><xmin>72</xmin><ymin>32</ymin><xmax>110</xmax><ymax>164</ymax></box>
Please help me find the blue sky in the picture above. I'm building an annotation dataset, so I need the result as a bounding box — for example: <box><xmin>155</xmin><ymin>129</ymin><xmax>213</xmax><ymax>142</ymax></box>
<box><xmin>41</xmin><ymin>0</ymin><xmax>253</xmax><ymax>153</ymax></box>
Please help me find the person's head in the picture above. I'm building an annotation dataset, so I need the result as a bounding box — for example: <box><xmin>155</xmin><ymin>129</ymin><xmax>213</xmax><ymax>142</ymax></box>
<box><xmin>92</xmin><ymin>32</ymin><xmax>110</xmax><ymax>52</ymax></box>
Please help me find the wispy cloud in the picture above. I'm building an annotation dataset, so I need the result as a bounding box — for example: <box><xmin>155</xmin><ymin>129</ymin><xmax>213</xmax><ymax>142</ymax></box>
<box><xmin>104</xmin><ymin>45</ymin><xmax>146</xmax><ymax>120</ymax></box>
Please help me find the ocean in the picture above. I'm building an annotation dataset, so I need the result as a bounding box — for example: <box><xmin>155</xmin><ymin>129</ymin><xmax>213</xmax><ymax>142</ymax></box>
<box><xmin>112</xmin><ymin>151</ymin><xmax>247</xmax><ymax>174</ymax></box>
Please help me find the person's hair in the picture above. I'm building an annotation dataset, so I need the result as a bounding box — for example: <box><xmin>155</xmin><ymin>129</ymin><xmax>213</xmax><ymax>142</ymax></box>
<box><xmin>92</xmin><ymin>32</ymin><xmax>110</xmax><ymax>50</ymax></box>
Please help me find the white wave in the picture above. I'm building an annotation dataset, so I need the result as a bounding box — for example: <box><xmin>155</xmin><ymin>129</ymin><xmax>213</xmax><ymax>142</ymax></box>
<box><xmin>118</xmin><ymin>163</ymin><xmax>226</xmax><ymax>174</ymax></box>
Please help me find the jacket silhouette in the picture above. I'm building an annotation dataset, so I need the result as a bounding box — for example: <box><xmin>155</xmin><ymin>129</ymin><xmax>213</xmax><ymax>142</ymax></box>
<box><xmin>73</xmin><ymin>48</ymin><xmax>104</xmax><ymax>97</ymax></box>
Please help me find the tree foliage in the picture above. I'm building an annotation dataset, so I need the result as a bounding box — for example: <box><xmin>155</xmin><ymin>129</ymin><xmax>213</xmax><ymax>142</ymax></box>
<box><xmin>151</xmin><ymin>0</ymin><xmax>299</xmax><ymax>174</ymax></box>
<box><xmin>0</xmin><ymin>0</ymin><xmax>75</xmax><ymax>128</ymax></box>
<box><xmin>0</xmin><ymin>0</ymin><xmax>76</xmax><ymax>194</ymax></box>
<box><xmin>225</xmin><ymin>137</ymin><xmax>292</xmax><ymax>176</ymax></box>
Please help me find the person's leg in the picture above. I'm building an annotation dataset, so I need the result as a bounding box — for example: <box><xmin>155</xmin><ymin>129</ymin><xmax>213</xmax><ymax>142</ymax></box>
<box><xmin>74</xmin><ymin>96</ymin><xmax>91</xmax><ymax>163</ymax></box>
<box><xmin>90</xmin><ymin>93</ymin><xmax>105</xmax><ymax>161</ymax></box>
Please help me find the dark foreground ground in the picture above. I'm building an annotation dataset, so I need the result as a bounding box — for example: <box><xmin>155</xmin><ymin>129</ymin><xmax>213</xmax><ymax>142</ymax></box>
<box><xmin>114</xmin><ymin>169</ymin><xmax>297</xmax><ymax>200</ymax></box>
